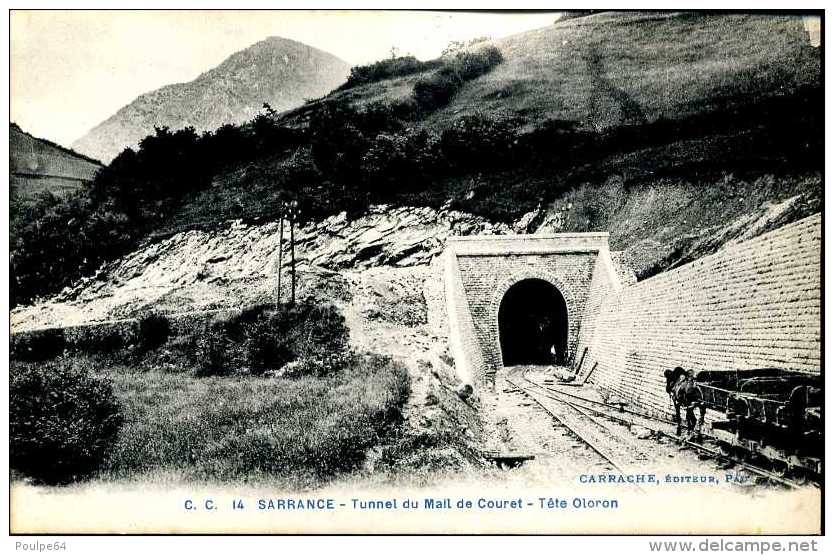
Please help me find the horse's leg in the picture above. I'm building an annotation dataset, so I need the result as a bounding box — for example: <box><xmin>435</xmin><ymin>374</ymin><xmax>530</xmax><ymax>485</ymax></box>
<box><xmin>686</xmin><ymin>406</ymin><xmax>697</xmax><ymax>437</ymax></box>
<box><xmin>695</xmin><ymin>404</ymin><xmax>706</xmax><ymax>441</ymax></box>
<box><xmin>674</xmin><ymin>403</ymin><xmax>682</xmax><ymax>436</ymax></box>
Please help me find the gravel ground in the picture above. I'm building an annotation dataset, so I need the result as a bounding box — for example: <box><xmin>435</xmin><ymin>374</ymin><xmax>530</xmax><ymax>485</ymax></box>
<box><xmin>480</xmin><ymin>365</ymin><xmax>807</xmax><ymax>494</ymax></box>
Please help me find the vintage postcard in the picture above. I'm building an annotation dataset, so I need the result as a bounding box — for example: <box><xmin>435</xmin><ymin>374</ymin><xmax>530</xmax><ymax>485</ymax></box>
<box><xmin>7</xmin><ymin>8</ymin><xmax>824</xmax><ymax>538</ymax></box>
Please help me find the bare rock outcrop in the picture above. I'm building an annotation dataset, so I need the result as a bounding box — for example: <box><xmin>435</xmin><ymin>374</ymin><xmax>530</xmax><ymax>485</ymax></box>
<box><xmin>11</xmin><ymin>205</ymin><xmax>511</xmax><ymax>332</ymax></box>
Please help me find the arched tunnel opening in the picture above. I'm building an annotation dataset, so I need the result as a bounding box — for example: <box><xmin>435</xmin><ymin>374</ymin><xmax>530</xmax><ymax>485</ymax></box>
<box><xmin>498</xmin><ymin>278</ymin><xmax>569</xmax><ymax>366</ymax></box>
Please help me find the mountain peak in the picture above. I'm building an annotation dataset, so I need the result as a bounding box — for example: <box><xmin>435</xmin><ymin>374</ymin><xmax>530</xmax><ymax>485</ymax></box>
<box><xmin>261</xmin><ymin>35</ymin><xmax>304</xmax><ymax>45</ymax></box>
<box><xmin>72</xmin><ymin>37</ymin><xmax>350</xmax><ymax>162</ymax></box>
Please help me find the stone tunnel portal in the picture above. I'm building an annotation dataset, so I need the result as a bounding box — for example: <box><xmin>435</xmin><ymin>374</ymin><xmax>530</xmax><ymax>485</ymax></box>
<box><xmin>498</xmin><ymin>278</ymin><xmax>569</xmax><ymax>366</ymax></box>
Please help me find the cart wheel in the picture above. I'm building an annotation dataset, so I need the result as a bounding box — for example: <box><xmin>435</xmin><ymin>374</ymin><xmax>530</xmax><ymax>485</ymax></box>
<box><xmin>790</xmin><ymin>468</ymin><xmax>808</xmax><ymax>486</ymax></box>
<box><xmin>735</xmin><ymin>446</ymin><xmax>755</xmax><ymax>463</ymax></box>
<box><xmin>771</xmin><ymin>461</ymin><xmax>788</xmax><ymax>478</ymax></box>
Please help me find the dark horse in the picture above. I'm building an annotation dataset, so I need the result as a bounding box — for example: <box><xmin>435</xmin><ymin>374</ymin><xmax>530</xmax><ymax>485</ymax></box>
<box><xmin>664</xmin><ymin>366</ymin><xmax>706</xmax><ymax>439</ymax></box>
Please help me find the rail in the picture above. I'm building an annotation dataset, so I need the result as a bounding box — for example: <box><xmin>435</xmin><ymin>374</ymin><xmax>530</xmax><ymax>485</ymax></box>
<box><xmin>506</xmin><ymin>368</ymin><xmax>807</xmax><ymax>490</ymax></box>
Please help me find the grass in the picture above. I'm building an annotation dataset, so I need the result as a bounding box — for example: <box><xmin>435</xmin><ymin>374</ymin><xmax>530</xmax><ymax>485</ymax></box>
<box><xmin>436</xmin><ymin>12</ymin><xmax>818</xmax><ymax>128</ymax></box>
<box><xmin>10</xmin><ymin>299</ymin><xmax>419</xmax><ymax>489</ymax></box>
<box><xmin>287</xmin><ymin>14</ymin><xmax>817</xmax><ymax>132</ymax></box>
<box><xmin>11</xmin><ymin>175</ymin><xmax>87</xmax><ymax>204</ymax></box>
<box><xmin>18</xmin><ymin>352</ymin><xmax>410</xmax><ymax>488</ymax></box>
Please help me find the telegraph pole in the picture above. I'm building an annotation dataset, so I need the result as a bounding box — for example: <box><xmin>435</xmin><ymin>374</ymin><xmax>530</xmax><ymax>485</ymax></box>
<box><xmin>289</xmin><ymin>200</ymin><xmax>298</xmax><ymax>306</ymax></box>
<box><xmin>276</xmin><ymin>201</ymin><xmax>284</xmax><ymax>307</ymax></box>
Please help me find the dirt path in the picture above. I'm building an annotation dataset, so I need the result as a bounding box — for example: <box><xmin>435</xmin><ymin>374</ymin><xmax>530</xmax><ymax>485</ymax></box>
<box><xmin>338</xmin><ymin>268</ymin><xmax>436</xmax><ymax>423</ymax></box>
<box><xmin>334</xmin><ymin>265</ymin><xmax>492</xmax><ymax>479</ymax></box>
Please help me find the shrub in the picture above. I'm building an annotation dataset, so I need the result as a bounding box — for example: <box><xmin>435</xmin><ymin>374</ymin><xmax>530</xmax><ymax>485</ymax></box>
<box><xmin>339</xmin><ymin>56</ymin><xmax>442</xmax><ymax>90</ymax></box>
<box><xmin>354</xmin><ymin>102</ymin><xmax>408</xmax><ymax>135</ymax></box>
<box><xmin>388</xmin><ymin>97</ymin><xmax>420</xmax><ymax>120</ymax></box>
<box><xmin>241</xmin><ymin>302</ymin><xmax>350</xmax><ymax>375</ymax></box>
<box><xmin>10</xmin><ymin>328</ymin><xmax>66</xmax><ymax>361</ymax></box>
<box><xmin>522</xmin><ymin>119</ymin><xmax>586</xmax><ymax>158</ymax></box>
<box><xmin>361</xmin><ymin>133</ymin><xmax>411</xmax><ymax>190</ymax></box>
<box><xmin>412</xmin><ymin>46</ymin><xmax>503</xmax><ymax>112</ymax></box>
<box><xmin>407</xmin><ymin>129</ymin><xmax>447</xmax><ymax>174</ymax></box>
<box><xmin>193</xmin><ymin>320</ymin><xmax>235</xmax><ymax>377</ymax></box>
<box><xmin>413</xmin><ymin>68</ymin><xmax>462</xmax><ymax>111</ymax></box>
<box><xmin>189</xmin><ymin>301</ymin><xmax>350</xmax><ymax>377</ymax></box>
<box><xmin>11</xmin><ymin>192</ymin><xmax>136</xmax><ymax>308</ymax></box>
<box><xmin>449</xmin><ymin>45</ymin><xmax>503</xmax><ymax>80</ymax></box>
<box><xmin>249</xmin><ymin>109</ymin><xmax>305</xmax><ymax>155</ymax></box>
<box><xmin>78</xmin><ymin>327</ymin><xmax>127</xmax><ymax>355</ymax></box>
<box><xmin>10</xmin><ymin>362</ymin><xmax>123</xmax><ymax>484</ymax></box>
<box><xmin>360</xmin><ymin>128</ymin><xmax>447</xmax><ymax>195</ymax></box>
<box><xmin>137</xmin><ymin>312</ymin><xmax>171</xmax><ymax>352</ymax></box>
<box><xmin>243</xmin><ymin>311</ymin><xmax>297</xmax><ymax>375</ymax></box>
<box><xmin>308</xmin><ymin>105</ymin><xmax>371</xmax><ymax>183</ymax></box>
<box><xmin>268</xmin><ymin>351</ymin><xmax>353</xmax><ymax>379</ymax></box>
<box><xmin>440</xmin><ymin>113</ymin><xmax>521</xmax><ymax>170</ymax></box>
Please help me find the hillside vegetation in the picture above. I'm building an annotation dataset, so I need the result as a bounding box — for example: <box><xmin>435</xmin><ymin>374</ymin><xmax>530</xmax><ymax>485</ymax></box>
<box><xmin>10</xmin><ymin>302</ymin><xmax>412</xmax><ymax>486</ymax></box>
<box><xmin>282</xmin><ymin>13</ymin><xmax>817</xmax><ymax>126</ymax></box>
<box><xmin>10</xmin><ymin>123</ymin><xmax>102</xmax><ymax>202</ymax></box>
<box><xmin>11</xmin><ymin>12</ymin><xmax>821</xmax><ymax>308</ymax></box>
<box><xmin>10</xmin><ymin>123</ymin><xmax>104</xmax><ymax>249</ymax></box>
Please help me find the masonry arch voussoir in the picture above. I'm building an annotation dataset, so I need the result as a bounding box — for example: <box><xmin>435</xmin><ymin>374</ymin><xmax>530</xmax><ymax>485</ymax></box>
<box><xmin>489</xmin><ymin>267</ymin><xmax>578</xmax><ymax>367</ymax></box>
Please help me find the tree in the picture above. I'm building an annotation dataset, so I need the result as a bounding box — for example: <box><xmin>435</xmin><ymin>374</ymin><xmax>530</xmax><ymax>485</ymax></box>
<box><xmin>441</xmin><ymin>36</ymin><xmax>492</xmax><ymax>57</ymax></box>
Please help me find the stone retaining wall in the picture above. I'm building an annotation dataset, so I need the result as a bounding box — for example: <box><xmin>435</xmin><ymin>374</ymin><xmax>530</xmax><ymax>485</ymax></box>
<box><xmin>583</xmin><ymin>213</ymin><xmax>821</xmax><ymax>419</ymax></box>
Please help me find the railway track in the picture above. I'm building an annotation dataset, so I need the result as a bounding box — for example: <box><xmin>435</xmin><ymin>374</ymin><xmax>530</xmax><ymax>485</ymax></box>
<box><xmin>504</xmin><ymin>367</ymin><xmax>807</xmax><ymax>490</ymax></box>
<box><xmin>504</xmin><ymin>369</ymin><xmax>652</xmax><ymax>492</ymax></box>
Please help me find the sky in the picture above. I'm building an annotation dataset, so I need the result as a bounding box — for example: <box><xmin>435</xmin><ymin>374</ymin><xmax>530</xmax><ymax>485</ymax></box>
<box><xmin>10</xmin><ymin>10</ymin><xmax>559</xmax><ymax>147</ymax></box>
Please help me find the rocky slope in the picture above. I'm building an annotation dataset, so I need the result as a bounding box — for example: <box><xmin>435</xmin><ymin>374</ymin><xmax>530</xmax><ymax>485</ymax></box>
<box><xmin>10</xmin><ymin>206</ymin><xmax>511</xmax><ymax>331</ymax></box>
<box><xmin>72</xmin><ymin>37</ymin><xmax>350</xmax><ymax>162</ymax></box>
<box><xmin>532</xmin><ymin>173</ymin><xmax>822</xmax><ymax>278</ymax></box>
<box><xmin>12</xmin><ymin>191</ymin><xmax>815</xmax><ymax>334</ymax></box>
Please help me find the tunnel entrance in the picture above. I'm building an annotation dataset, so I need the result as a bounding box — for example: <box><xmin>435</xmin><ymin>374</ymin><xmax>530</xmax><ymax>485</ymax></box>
<box><xmin>498</xmin><ymin>278</ymin><xmax>569</xmax><ymax>366</ymax></box>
